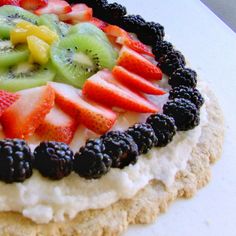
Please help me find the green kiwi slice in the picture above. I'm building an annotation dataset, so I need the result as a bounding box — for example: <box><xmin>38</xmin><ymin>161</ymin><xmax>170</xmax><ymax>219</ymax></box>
<box><xmin>50</xmin><ymin>33</ymin><xmax>118</xmax><ymax>88</ymax></box>
<box><xmin>0</xmin><ymin>40</ymin><xmax>29</xmax><ymax>68</ymax></box>
<box><xmin>68</xmin><ymin>23</ymin><xmax>109</xmax><ymax>43</ymax></box>
<box><xmin>0</xmin><ymin>5</ymin><xmax>39</xmax><ymax>39</ymax></box>
<box><xmin>39</xmin><ymin>14</ymin><xmax>70</xmax><ymax>38</ymax></box>
<box><xmin>0</xmin><ymin>62</ymin><xmax>56</xmax><ymax>92</ymax></box>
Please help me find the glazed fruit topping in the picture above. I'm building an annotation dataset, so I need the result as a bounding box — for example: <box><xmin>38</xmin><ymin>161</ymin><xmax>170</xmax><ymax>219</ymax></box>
<box><xmin>83</xmin><ymin>70</ymin><xmax>159</xmax><ymax>113</ymax></box>
<box><xmin>19</xmin><ymin>0</ymin><xmax>48</xmax><ymax>11</ymax></box>
<box><xmin>117</xmin><ymin>46</ymin><xmax>162</xmax><ymax>80</ymax></box>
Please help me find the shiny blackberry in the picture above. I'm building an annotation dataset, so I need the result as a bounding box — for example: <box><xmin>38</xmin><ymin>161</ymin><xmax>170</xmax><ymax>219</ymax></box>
<box><xmin>34</xmin><ymin>141</ymin><xmax>74</xmax><ymax>180</ymax></box>
<box><xmin>137</xmin><ymin>21</ymin><xmax>165</xmax><ymax>46</ymax></box>
<box><xmin>169</xmin><ymin>67</ymin><xmax>197</xmax><ymax>88</ymax></box>
<box><xmin>146</xmin><ymin>114</ymin><xmax>176</xmax><ymax>147</ymax></box>
<box><xmin>101</xmin><ymin>3</ymin><xmax>127</xmax><ymax>23</ymax></box>
<box><xmin>169</xmin><ymin>86</ymin><xmax>204</xmax><ymax>109</ymax></box>
<box><xmin>152</xmin><ymin>40</ymin><xmax>173</xmax><ymax>59</ymax></box>
<box><xmin>0</xmin><ymin>139</ymin><xmax>33</xmax><ymax>183</ymax></box>
<box><xmin>118</xmin><ymin>15</ymin><xmax>145</xmax><ymax>33</ymax></box>
<box><xmin>101</xmin><ymin>131</ymin><xmax>138</xmax><ymax>169</ymax></box>
<box><xmin>163</xmin><ymin>98</ymin><xmax>200</xmax><ymax>131</ymax></box>
<box><xmin>127</xmin><ymin>123</ymin><xmax>158</xmax><ymax>154</ymax></box>
<box><xmin>74</xmin><ymin>139</ymin><xmax>112</xmax><ymax>179</ymax></box>
<box><xmin>158</xmin><ymin>50</ymin><xmax>186</xmax><ymax>76</ymax></box>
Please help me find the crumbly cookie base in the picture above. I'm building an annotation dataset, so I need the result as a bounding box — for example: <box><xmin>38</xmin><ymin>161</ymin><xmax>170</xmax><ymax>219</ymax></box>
<box><xmin>0</xmin><ymin>87</ymin><xmax>224</xmax><ymax>236</ymax></box>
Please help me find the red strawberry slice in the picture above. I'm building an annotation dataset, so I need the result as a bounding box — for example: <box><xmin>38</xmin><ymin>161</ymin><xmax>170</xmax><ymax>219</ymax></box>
<box><xmin>48</xmin><ymin>82</ymin><xmax>117</xmax><ymax>134</ymax></box>
<box><xmin>59</xmin><ymin>4</ymin><xmax>92</xmax><ymax>24</ymax></box>
<box><xmin>19</xmin><ymin>0</ymin><xmax>47</xmax><ymax>10</ymax></box>
<box><xmin>103</xmin><ymin>25</ymin><xmax>154</xmax><ymax>57</ymax></box>
<box><xmin>0</xmin><ymin>90</ymin><xmax>19</xmax><ymax>117</ymax></box>
<box><xmin>83</xmin><ymin>70</ymin><xmax>158</xmax><ymax>113</ymax></box>
<box><xmin>117</xmin><ymin>46</ymin><xmax>162</xmax><ymax>81</ymax></box>
<box><xmin>34</xmin><ymin>0</ymin><xmax>71</xmax><ymax>15</ymax></box>
<box><xmin>1</xmin><ymin>85</ymin><xmax>55</xmax><ymax>139</ymax></box>
<box><xmin>0</xmin><ymin>0</ymin><xmax>19</xmax><ymax>6</ymax></box>
<box><xmin>89</xmin><ymin>17</ymin><xmax>108</xmax><ymax>30</ymax></box>
<box><xmin>36</xmin><ymin>105</ymin><xmax>78</xmax><ymax>144</ymax></box>
<box><xmin>112</xmin><ymin>66</ymin><xmax>166</xmax><ymax>95</ymax></box>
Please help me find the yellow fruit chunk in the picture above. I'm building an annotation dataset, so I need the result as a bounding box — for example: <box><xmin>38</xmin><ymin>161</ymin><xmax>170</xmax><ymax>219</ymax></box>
<box><xmin>28</xmin><ymin>25</ymin><xmax>59</xmax><ymax>45</ymax></box>
<box><xmin>27</xmin><ymin>36</ymin><xmax>50</xmax><ymax>65</ymax></box>
<box><xmin>16</xmin><ymin>20</ymin><xmax>34</xmax><ymax>30</ymax></box>
<box><xmin>10</xmin><ymin>27</ymin><xmax>28</xmax><ymax>45</ymax></box>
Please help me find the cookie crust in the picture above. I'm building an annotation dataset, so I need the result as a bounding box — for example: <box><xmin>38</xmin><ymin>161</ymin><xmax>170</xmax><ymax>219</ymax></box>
<box><xmin>0</xmin><ymin>86</ymin><xmax>224</xmax><ymax>236</ymax></box>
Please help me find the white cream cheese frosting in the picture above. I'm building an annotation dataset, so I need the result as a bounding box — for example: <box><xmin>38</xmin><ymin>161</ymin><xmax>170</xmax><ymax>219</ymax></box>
<box><xmin>0</xmin><ymin>80</ymin><xmax>208</xmax><ymax>224</ymax></box>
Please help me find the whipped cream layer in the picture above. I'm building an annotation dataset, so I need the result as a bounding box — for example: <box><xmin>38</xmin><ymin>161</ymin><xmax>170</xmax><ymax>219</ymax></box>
<box><xmin>0</xmin><ymin>80</ymin><xmax>209</xmax><ymax>224</ymax></box>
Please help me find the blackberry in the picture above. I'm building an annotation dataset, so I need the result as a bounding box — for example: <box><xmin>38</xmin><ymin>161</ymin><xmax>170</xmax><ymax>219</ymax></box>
<box><xmin>74</xmin><ymin>139</ymin><xmax>112</xmax><ymax>179</ymax></box>
<box><xmin>118</xmin><ymin>15</ymin><xmax>145</xmax><ymax>34</ymax></box>
<box><xmin>146</xmin><ymin>114</ymin><xmax>176</xmax><ymax>147</ymax></box>
<box><xmin>127</xmin><ymin>123</ymin><xmax>158</xmax><ymax>154</ymax></box>
<box><xmin>158</xmin><ymin>50</ymin><xmax>186</xmax><ymax>76</ymax></box>
<box><xmin>163</xmin><ymin>98</ymin><xmax>200</xmax><ymax>131</ymax></box>
<box><xmin>152</xmin><ymin>40</ymin><xmax>173</xmax><ymax>60</ymax></box>
<box><xmin>101</xmin><ymin>3</ymin><xmax>127</xmax><ymax>23</ymax></box>
<box><xmin>138</xmin><ymin>21</ymin><xmax>165</xmax><ymax>46</ymax></box>
<box><xmin>34</xmin><ymin>141</ymin><xmax>74</xmax><ymax>180</ymax></box>
<box><xmin>101</xmin><ymin>131</ymin><xmax>138</xmax><ymax>169</ymax></box>
<box><xmin>169</xmin><ymin>68</ymin><xmax>197</xmax><ymax>88</ymax></box>
<box><xmin>169</xmin><ymin>86</ymin><xmax>204</xmax><ymax>109</ymax></box>
<box><xmin>0</xmin><ymin>139</ymin><xmax>33</xmax><ymax>183</ymax></box>
<box><xmin>86</xmin><ymin>0</ymin><xmax>108</xmax><ymax>17</ymax></box>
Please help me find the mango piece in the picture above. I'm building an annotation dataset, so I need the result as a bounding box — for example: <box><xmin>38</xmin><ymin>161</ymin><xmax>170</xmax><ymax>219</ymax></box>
<box><xmin>16</xmin><ymin>20</ymin><xmax>34</xmax><ymax>30</ymax></box>
<box><xmin>27</xmin><ymin>35</ymin><xmax>50</xmax><ymax>65</ymax></box>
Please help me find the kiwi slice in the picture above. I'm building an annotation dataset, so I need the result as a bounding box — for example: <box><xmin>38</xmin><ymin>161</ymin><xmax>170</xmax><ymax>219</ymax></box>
<box><xmin>50</xmin><ymin>33</ymin><xmax>118</xmax><ymax>88</ymax></box>
<box><xmin>0</xmin><ymin>40</ymin><xmax>29</xmax><ymax>68</ymax></box>
<box><xmin>0</xmin><ymin>5</ymin><xmax>39</xmax><ymax>39</ymax></box>
<box><xmin>39</xmin><ymin>14</ymin><xmax>70</xmax><ymax>38</ymax></box>
<box><xmin>68</xmin><ymin>23</ymin><xmax>109</xmax><ymax>43</ymax></box>
<box><xmin>0</xmin><ymin>62</ymin><xmax>56</xmax><ymax>92</ymax></box>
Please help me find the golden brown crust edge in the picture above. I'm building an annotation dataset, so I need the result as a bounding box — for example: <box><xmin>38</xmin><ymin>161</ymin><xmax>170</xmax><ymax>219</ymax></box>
<box><xmin>0</xmin><ymin>86</ymin><xmax>224</xmax><ymax>236</ymax></box>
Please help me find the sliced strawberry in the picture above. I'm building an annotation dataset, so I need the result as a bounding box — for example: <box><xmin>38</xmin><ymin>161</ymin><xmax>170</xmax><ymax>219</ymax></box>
<box><xmin>34</xmin><ymin>0</ymin><xmax>71</xmax><ymax>15</ymax></box>
<box><xmin>0</xmin><ymin>0</ymin><xmax>19</xmax><ymax>6</ymax></box>
<box><xmin>103</xmin><ymin>25</ymin><xmax>154</xmax><ymax>57</ymax></box>
<box><xmin>89</xmin><ymin>17</ymin><xmax>108</xmax><ymax>30</ymax></box>
<box><xmin>0</xmin><ymin>90</ymin><xmax>19</xmax><ymax>117</ymax></box>
<box><xmin>19</xmin><ymin>0</ymin><xmax>47</xmax><ymax>10</ymax></box>
<box><xmin>83</xmin><ymin>70</ymin><xmax>158</xmax><ymax>113</ymax></box>
<box><xmin>112</xmin><ymin>66</ymin><xmax>166</xmax><ymax>95</ymax></box>
<box><xmin>117</xmin><ymin>46</ymin><xmax>162</xmax><ymax>81</ymax></box>
<box><xmin>1</xmin><ymin>85</ymin><xmax>55</xmax><ymax>139</ymax></box>
<box><xmin>36</xmin><ymin>105</ymin><xmax>78</xmax><ymax>144</ymax></box>
<box><xmin>48</xmin><ymin>82</ymin><xmax>117</xmax><ymax>134</ymax></box>
<box><xmin>59</xmin><ymin>4</ymin><xmax>92</xmax><ymax>24</ymax></box>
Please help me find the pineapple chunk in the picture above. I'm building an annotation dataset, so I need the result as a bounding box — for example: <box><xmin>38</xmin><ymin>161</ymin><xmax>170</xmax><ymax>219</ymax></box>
<box><xmin>27</xmin><ymin>36</ymin><xmax>50</xmax><ymax>65</ymax></box>
<box><xmin>11</xmin><ymin>21</ymin><xmax>58</xmax><ymax>45</ymax></box>
<box><xmin>10</xmin><ymin>27</ymin><xmax>28</xmax><ymax>45</ymax></box>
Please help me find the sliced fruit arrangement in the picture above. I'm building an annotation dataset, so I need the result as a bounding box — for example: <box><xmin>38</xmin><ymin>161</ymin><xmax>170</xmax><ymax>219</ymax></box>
<box><xmin>50</xmin><ymin>30</ymin><xmax>117</xmax><ymax>88</ymax></box>
<box><xmin>83</xmin><ymin>70</ymin><xmax>158</xmax><ymax>113</ymax></box>
<box><xmin>34</xmin><ymin>0</ymin><xmax>72</xmax><ymax>16</ymax></box>
<box><xmin>0</xmin><ymin>62</ymin><xmax>56</xmax><ymax>92</ymax></box>
<box><xmin>0</xmin><ymin>5</ymin><xmax>39</xmax><ymax>39</ymax></box>
<box><xmin>1</xmin><ymin>85</ymin><xmax>55</xmax><ymax>139</ymax></box>
<box><xmin>0</xmin><ymin>90</ymin><xmax>19</xmax><ymax>116</ymax></box>
<box><xmin>59</xmin><ymin>4</ymin><xmax>93</xmax><ymax>24</ymax></box>
<box><xmin>19</xmin><ymin>0</ymin><xmax>48</xmax><ymax>11</ymax></box>
<box><xmin>103</xmin><ymin>24</ymin><xmax>154</xmax><ymax>57</ymax></box>
<box><xmin>117</xmin><ymin>46</ymin><xmax>162</xmax><ymax>80</ymax></box>
<box><xmin>36</xmin><ymin>105</ymin><xmax>78</xmax><ymax>144</ymax></box>
<box><xmin>112</xmin><ymin>66</ymin><xmax>165</xmax><ymax>95</ymax></box>
<box><xmin>49</xmin><ymin>82</ymin><xmax>117</xmax><ymax>134</ymax></box>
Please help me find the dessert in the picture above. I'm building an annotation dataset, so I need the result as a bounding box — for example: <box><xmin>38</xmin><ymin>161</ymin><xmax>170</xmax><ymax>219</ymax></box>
<box><xmin>0</xmin><ymin>0</ymin><xmax>224</xmax><ymax>235</ymax></box>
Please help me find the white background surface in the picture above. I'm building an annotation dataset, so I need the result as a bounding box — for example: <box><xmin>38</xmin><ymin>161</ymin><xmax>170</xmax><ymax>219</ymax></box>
<box><xmin>113</xmin><ymin>0</ymin><xmax>236</xmax><ymax>235</ymax></box>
